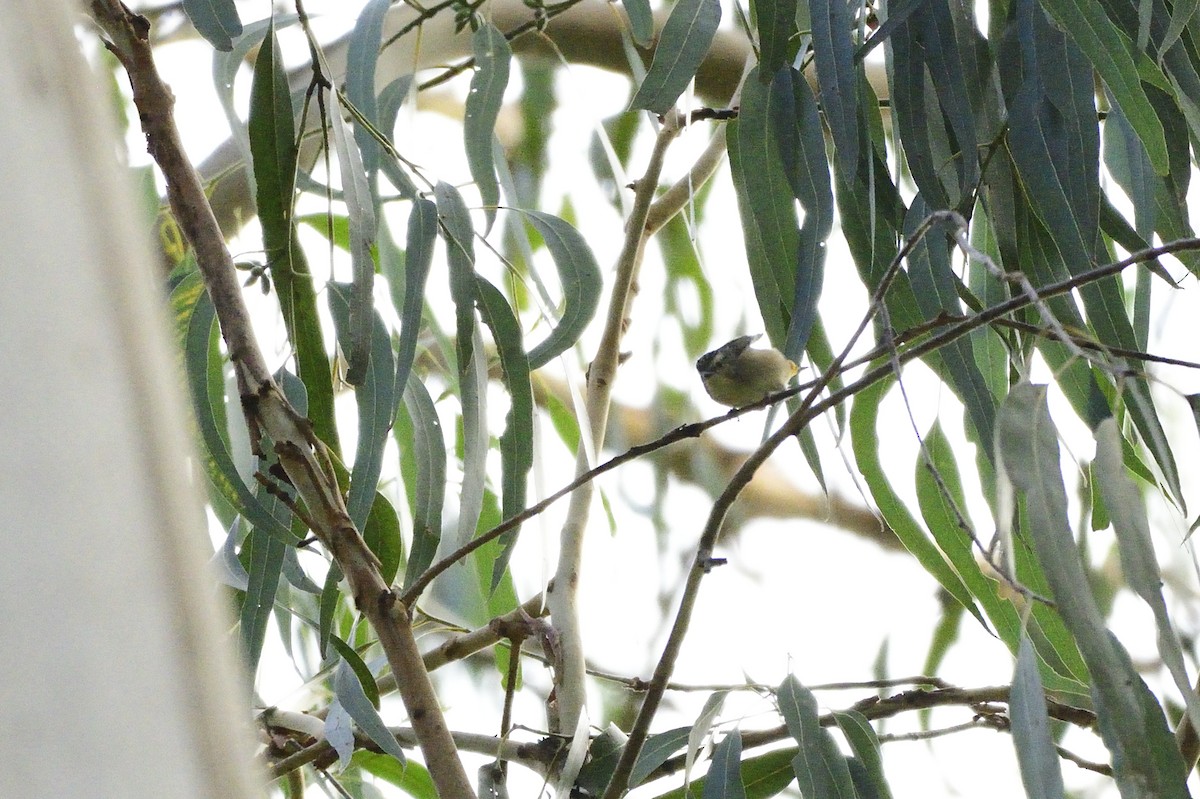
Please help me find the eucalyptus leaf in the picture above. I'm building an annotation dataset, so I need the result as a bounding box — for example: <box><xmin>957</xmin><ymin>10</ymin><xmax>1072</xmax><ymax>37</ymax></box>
<box><xmin>435</xmin><ymin>181</ymin><xmax>479</xmax><ymax>370</ymax></box>
<box><xmin>465</xmin><ymin>23</ymin><xmax>512</xmax><ymax>233</ymax></box>
<box><xmin>184</xmin><ymin>0</ymin><xmax>242</xmax><ymax>52</ymax></box>
<box><xmin>756</xmin><ymin>0</ymin><xmax>798</xmax><ymax>80</ymax></box>
<box><xmin>778</xmin><ymin>676</ymin><xmax>856</xmax><ymax>799</ymax></box>
<box><xmin>629</xmin><ymin>0</ymin><xmax>722</xmax><ymax>114</ymax></box>
<box><xmin>519</xmin><ymin>211</ymin><xmax>604</xmax><ymax>369</ymax></box>
<box><xmin>1010</xmin><ymin>634</ymin><xmax>1066</xmax><ymax>799</ymax></box>
<box><xmin>1038</xmin><ymin>0</ymin><xmax>1169</xmax><ymax>173</ymax></box>
<box><xmin>622</xmin><ymin>0</ymin><xmax>654</xmax><ymax>46</ymax></box>
<box><xmin>997</xmin><ymin>384</ymin><xmax>1189</xmax><ymax>798</ymax></box>
<box><xmin>811</xmin><ymin>0</ymin><xmax>859</xmax><ymax>178</ymax></box>
<box><xmin>170</xmin><ymin>272</ymin><xmax>295</xmax><ymax>544</ymax></box>
<box><xmin>332</xmin><ymin>654</ymin><xmax>407</xmax><ymax>765</ymax></box>
<box><xmin>703</xmin><ymin>731</ymin><xmax>746</xmax><ymax>799</ymax></box>
<box><xmin>727</xmin><ymin>66</ymin><xmax>799</xmax><ymax>346</ymax></box>
<box><xmin>399</xmin><ymin>375</ymin><xmax>446</xmax><ymax>591</ymax></box>
<box><xmin>346</xmin><ymin>0</ymin><xmax>391</xmax><ymax>176</ymax></box>
<box><xmin>327</xmin><ymin>89</ymin><xmax>378</xmax><ymax>386</ymax></box>
<box><xmin>329</xmin><ymin>283</ymin><xmax>396</xmax><ymax>531</ymax></box>
<box><xmin>394</xmin><ymin>199</ymin><xmax>437</xmax><ymax>397</ymax></box>
<box><xmin>238</xmin><ymin>488</ymin><xmax>288</xmax><ymax>677</ymax></box>
<box><xmin>831</xmin><ymin>711</ymin><xmax>892</xmax><ymax>799</ymax></box>
<box><xmin>474</xmin><ymin>278</ymin><xmax>533</xmax><ymax>589</ymax></box>
<box><xmin>1093</xmin><ymin>419</ymin><xmax>1200</xmax><ymax>733</ymax></box>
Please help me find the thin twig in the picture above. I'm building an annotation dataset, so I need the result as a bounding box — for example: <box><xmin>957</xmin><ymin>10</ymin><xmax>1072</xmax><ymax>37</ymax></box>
<box><xmin>417</xmin><ymin>0</ymin><xmax>591</xmax><ymax>92</ymax></box>
<box><xmin>640</xmin><ymin>684</ymin><xmax>1102</xmax><ymax>784</ymax></box>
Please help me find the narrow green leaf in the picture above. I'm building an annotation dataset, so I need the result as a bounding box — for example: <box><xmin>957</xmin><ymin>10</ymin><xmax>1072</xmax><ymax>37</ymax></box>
<box><xmin>651</xmin><ymin>748</ymin><xmax>796</xmax><ymax>799</ymax></box>
<box><xmin>778</xmin><ymin>676</ymin><xmax>856</xmax><ymax>799</ymax></box>
<box><xmin>364</xmin><ymin>492</ymin><xmax>403</xmax><ymax>586</ymax></box>
<box><xmin>916</xmin><ymin>0</ymin><xmax>979</xmax><ymax>200</ymax></box>
<box><xmin>1094</xmin><ymin>418</ymin><xmax>1200</xmax><ymax>731</ymax></box>
<box><xmin>170</xmin><ymin>272</ymin><xmax>294</xmax><ymax>543</ymax></box>
<box><xmin>324</xmin><ymin>697</ymin><xmax>355</xmax><ymax>767</ymax></box>
<box><xmin>997</xmin><ymin>383</ymin><xmax>1189</xmax><ymax>799</ymax></box>
<box><xmin>328</xmin><ymin>635</ymin><xmax>381</xmax><ymax>708</ymax></box>
<box><xmin>738</xmin><ymin>748</ymin><xmax>797</xmax><ymax>799</ymax></box>
<box><xmin>249</xmin><ymin>22</ymin><xmax>296</xmax><ymax>248</ymax></box>
<box><xmin>703</xmin><ymin>731</ymin><xmax>746</xmax><ymax>799</ymax></box>
<box><xmin>434</xmin><ymin>181</ymin><xmax>478</xmax><ymax>370</ymax></box>
<box><xmin>399</xmin><ymin>375</ymin><xmax>446</xmax><ymax>591</ymax></box>
<box><xmin>329</xmin><ymin>283</ymin><xmax>396</xmax><ymax>531</ymax></box>
<box><xmin>794</xmin><ymin>425</ymin><xmax>827</xmax><ymax>495</ymax></box>
<box><xmin>756</xmin><ymin>0</ymin><xmax>798</xmax><ymax>79</ymax></box>
<box><xmin>662</xmin><ymin>208</ymin><xmax>715</xmax><ymax>353</ymax></box>
<box><xmin>1037</xmin><ymin>0</ymin><xmax>1168</xmax><ymax>173</ymax></box>
<box><xmin>332</xmin><ymin>654</ymin><xmax>407</xmax><ymax>764</ymax></box>
<box><xmin>281</xmin><ymin>546</ymin><xmax>321</xmax><ymax>594</ymax></box>
<box><xmin>377</xmin><ymin>76</ymin><xmax>419</xmax><ymax>197</ymax></box>
<box><xmin>850</xmin><ymin>374</ymin><xmax>986</xmax><ymax>627</ymax></box>
<box><xmin>394</xmin><ymin>199</ymin><xmax>437</xmax><ymax>397</ymax></box>
<box><xmin>579</xmin><ymin>725</ymin><xmax>691</xmax><ymax>794</ymax></box>
<box><xmin>214</xmin><ymin>519</ymin><xmax>249</xmax><ymax>591</ymax></box>
<box><xmin>215</xmin><ymin>17</ymin><xmax>287</xmax><ymax>185</ymax></box>
<box><xmin>921</xmin><ymin>589</ymin><xmax>964</xmax><ymax>687</ymax></box>
<box><xmin>355</xmin><ymin>751</ymin><xmax>437</xmax><ymax>799</ymax></box>
<box><xmin>1161</xmin><ymin>0</ymin><xmax>1200</xmax><ymax>55</ymax></box>
<box><xmin>474</xmin><ymin>278</ymin><xmax>533</xmax><ymax>589</ymax></box>
<box><xmin>318</xmin><ymin>564</ymin><xmax>342</xmax><ymax>658</ymax></box>
<box><xmin>467</xmin><ymin>491</ymin><xmax>520</xmax><ymax>621</ymax></box>
<box><xmin>184</xmin><ymin>0</ymin><xmax>242</xmax><ymax>51</ymax></box>
<box><xmin>629</xmin><ymin>0</ymin><xmax>722</xmax><ymax>113</ymax></box>
<box><xmin>519</xmin><ymin>210</ymin><xmax>603</xmax><ymax>369</ymax></box>
<box><xmin>771</xmin><ymin>67</ymin><xmax>833</xmax><ymax>359</ymax></box>
<box><xmin>1010</xmin><ymin>634</ymin><xmax>1066</xmax><ymax>799</ymax></box>
<box><xmin>346</xmin><ymin>0</ymin><xmax>391</xmax><ymax>176</ymax></box>
<box><xmin>238</xmin><ymin>502</ymin><xmax>286</xmax><ymax>677</ymax></box>
<box><xmin>915</xmin><ymin>423</ymin><xmax>1023</xmax><ymax>648</ymax></box>
<box><xmin>904</xmin><ymin>202</ymin><xmax>996</xmax><ymax>453</ymax></box>
<box><xmin>833</xmin><ymin>76</ymin><xmax>906</xmax><ymax>288</ymax></box>
<box><xmin>630</xmin><ymin>727</ymin><xmax>693</xmax><ymax>787</ymax></box>
<box><xmin>455</xmin><ymin>326</ymin><xmax>489</xmax><ymax>554</ymax></box>
<box><xmin>964</xmin><ymin>208</ymin><xmax>1011</xmax><ymax>403</ymax></box>
<box><xmin>886</xmin><ymin>0</ymin><xmax>978</xmax><ymax>208</ymax></box>
<box><xmin>1104</xmin><ymin>102</ymin><xmax>1156</xmax><ymax>240</ymax></box>
<box><xmin>687</xmin><ymin>691</ymin><xmax>730</xmax><ymax>780</ymax></box>
<box><xmin>831</xmin><ymin>711</ymin><xmax>892</xmax><ymax>799</ymax></box>
<box><xmin>1006</xmin><ymin>9</ymin><xmax>1182</xmax><ymax>506</ymax></box>
<box><xmin>622</xmin><ymin>0</ymin><xmax>654</xmax><ymax>47</ymax></box>
<box><xmin>811</xmin><ymin>0</ymin><xmax>859</xmax><ymax>178</ymax></box>
<box><xmin>328</xmin><ymin>88</ymin><xmax>378</xmax><ymax>386</ymax></box>
<box><xmin>465</xmin><ymin>23</ymin><xmax>512</xmax><ymax>233</ymax></box>
<box><xmin>247</xmin><ymin>22</ymin><xmax>341</xmax><ymax>456</ymax></box>
<box><xmin>727</xmin><ymin>66</ymin><xmax>799</xmax><ymax>345</ymax></box>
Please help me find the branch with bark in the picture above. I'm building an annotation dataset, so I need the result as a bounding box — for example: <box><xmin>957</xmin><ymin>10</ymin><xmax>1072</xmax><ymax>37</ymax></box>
<box><xmin>87</xmin><ymin>4</ymin><xmax>474</xmax><ymax>798</ymax></box>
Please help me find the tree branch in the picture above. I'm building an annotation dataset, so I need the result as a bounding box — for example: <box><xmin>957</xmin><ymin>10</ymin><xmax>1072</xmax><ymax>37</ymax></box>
<box><xmin>598</xmin><ymin>227</ymin><xmax>1200</xmax><ymax>799</ymax></box>
<box><xmin>87</xmin><ymin>4</ymin><xmax>473</xmax><ymax>797</ymax></box>
<box><xmin>545</xmin><ymin>108</ymin><xmax>687</xmax><ymax>736</ymax></box>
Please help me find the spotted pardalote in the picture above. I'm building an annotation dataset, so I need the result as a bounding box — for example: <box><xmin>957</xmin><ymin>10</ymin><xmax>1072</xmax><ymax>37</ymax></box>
<box><xmin>696</xmin><ymin>334</ymin><xmax>798</xmax><ymax>407</ymax></box>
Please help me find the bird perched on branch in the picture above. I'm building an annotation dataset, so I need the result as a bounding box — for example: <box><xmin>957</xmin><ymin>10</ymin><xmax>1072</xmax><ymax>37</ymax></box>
<box><xmin>696</xmin><ymin>334</ymin><xmax>798</xmax><ymax>407</ymax></box>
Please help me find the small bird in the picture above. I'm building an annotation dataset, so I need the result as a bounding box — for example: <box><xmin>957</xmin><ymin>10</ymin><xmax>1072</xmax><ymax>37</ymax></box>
<box><xmin>696</xmin><ymin>334</ymin><xmax>798</xmax><ymax>407</ymax></box>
